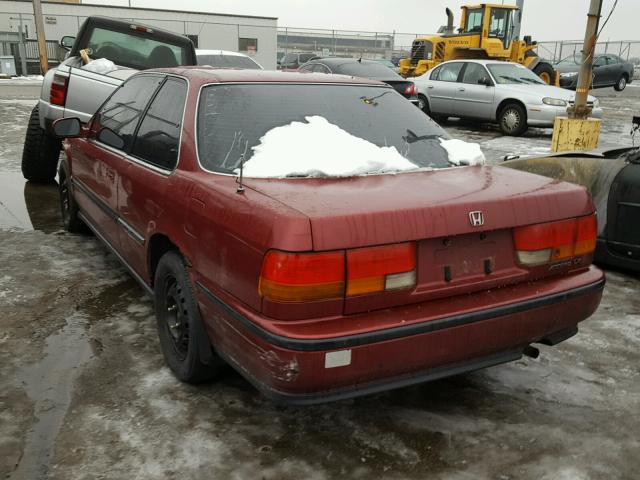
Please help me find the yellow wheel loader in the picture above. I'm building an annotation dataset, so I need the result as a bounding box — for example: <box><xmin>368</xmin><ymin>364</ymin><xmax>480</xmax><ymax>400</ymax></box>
<box><xmin>399</xmin><ymin>3</ymin><xmax>556</xmax><ymax>84</ymax></box>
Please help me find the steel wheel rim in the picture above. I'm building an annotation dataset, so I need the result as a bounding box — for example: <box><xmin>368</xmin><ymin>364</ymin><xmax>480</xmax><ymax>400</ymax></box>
<box><xmin>164</xmin><ymin>276</ymin><xmax>189</xmax><ymax>360</ymax></box>
<box><xmin>502</xmin><ymin>108</ymin><xmax>521</xmax><ymax>132</ymax></box>
<box><xmin>418</xmin><ymin>97</ymin><xmax>426</xmax><ymax>110</ymax></box>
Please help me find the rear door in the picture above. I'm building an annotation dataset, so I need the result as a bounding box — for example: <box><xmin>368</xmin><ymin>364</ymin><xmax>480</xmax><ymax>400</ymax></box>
<box><xmin>452</xmin><ymin>63</ymin><xmax>495</xmax><ymax>120</ymax></box>
<box><xmin>426</xmin><ymin>62</ymin><xmax>464</xmax><ymax>115</ymax></box>
<box><xmin>117</xmin><ymin>76</ymin><xmax>189</xmax><ymax>277</ymax></box>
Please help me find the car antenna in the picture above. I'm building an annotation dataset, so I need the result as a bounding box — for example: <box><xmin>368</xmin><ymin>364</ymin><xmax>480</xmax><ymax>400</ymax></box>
<box><xmin>236</xmin><ymin>153</ymin><xmax>245</xmax><ymax>194</ymax></box>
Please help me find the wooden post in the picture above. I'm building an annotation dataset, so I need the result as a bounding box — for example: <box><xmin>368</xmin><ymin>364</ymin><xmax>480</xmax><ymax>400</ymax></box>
<box><xmin>32</xmin><ymin>0</ymin><xmax>49</xmax><ymax>74</ymax></box>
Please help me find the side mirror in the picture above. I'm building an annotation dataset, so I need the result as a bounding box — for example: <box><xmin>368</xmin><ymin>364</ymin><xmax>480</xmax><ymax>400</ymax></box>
<box><xmin>53</xmin><ymin>117</ymin><xmax>83</xmax><ymax>138</ymax></box>
<box><xmin>98</xmin><ymin>128</ymin><xmax>125</xmax><ymax>150</ymax></box>
<box><xmin>60</xmin><ymin>36</ymin><xmax>75</xmax><ymax>50</ymax></box>
<box><xmin>478</xmin><ymin>77</ymin><xmax>492</xmax><ymax>86</ymax></box>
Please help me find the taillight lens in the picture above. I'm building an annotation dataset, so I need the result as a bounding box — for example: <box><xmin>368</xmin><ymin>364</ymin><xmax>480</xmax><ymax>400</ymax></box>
<box><xmin>346</xmin><ymin>243</ymin><xmax>416</xmax><ymax>297</ymax></box>
<box><xmin>259</xmin><ymin>251</ymin><xmax>345</xmax><ymax>302</ymax></box>
<box><xmin>513</xmin><ymin>214</ymin><xmax>597</xmax><ymax>266</ymax></box>
<box><xmin>259</xmin><ymin>242</ymin><xmax>418</xmax><ymax>302</ymax></box>
<box><xmin>50</xmin><ymin>73</ymin><xmax>68</xmax><ymax>106</ymax></box>
<box><xmin>404</xmin><ymin>84</ymin><xmax>417</xmax><ymax>96</ymax></box>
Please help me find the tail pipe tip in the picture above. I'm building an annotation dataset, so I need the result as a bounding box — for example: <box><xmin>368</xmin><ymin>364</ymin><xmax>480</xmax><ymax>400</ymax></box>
<box><xmin>523</xmin><ymin>345</ymin><xmax>540</xmax><ymax>359</ymax></box>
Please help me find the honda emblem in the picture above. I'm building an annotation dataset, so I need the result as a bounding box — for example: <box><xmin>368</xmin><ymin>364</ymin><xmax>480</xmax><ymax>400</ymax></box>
<box><xmin>469</xmin><ymin>211</ymin><xmax>484</xmax><ymax>227</ymax></box>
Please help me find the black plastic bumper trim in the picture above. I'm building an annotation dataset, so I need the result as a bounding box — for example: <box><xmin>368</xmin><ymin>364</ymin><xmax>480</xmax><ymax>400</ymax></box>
<box><xmin>195</xmin><ymin>275</ymin><xmax>605</xmax><ymax>352</ymax></box>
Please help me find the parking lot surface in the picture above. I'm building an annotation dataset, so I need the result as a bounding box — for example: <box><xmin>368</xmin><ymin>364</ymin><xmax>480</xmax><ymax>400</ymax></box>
<box><xmin>1</xmin><ymin>83</ymin><xmax>639</xmax><ymax>480</ymax></box>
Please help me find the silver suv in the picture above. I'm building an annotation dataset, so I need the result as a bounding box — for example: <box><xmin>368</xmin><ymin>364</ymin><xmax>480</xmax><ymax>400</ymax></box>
<box><xmin>22</xmin><ymin>16</ymin><xmax>197</xmax><ymax>183</ymax></box>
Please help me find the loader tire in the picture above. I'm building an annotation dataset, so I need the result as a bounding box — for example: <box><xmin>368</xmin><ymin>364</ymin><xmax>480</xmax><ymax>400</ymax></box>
<box><xmin>21</xmin><ymin>104</ymin><xmax>62</xmax><ymax>183</ymax></box>
<box><xmin>533</xmin><ymin>62</ymin><xmax>555</xmax><ymax>85</ymax></box>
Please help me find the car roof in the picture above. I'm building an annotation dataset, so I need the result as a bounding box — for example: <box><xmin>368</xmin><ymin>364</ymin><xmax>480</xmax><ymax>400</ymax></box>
<box><xmin>436</xmin><ymin>59</ymin><xmax>526</xmax><ymax>67</ymax></box>
<box><xmin>310</xmin><ymin>57</ymin><xmax>380</xmax><ymax>67</ymax></box>
<box><xmin>148</xmin><ymin>67</ymin><xmax>387</xmax><ymax>86</ymax></box>
<box><xmin>196</xmin><ymin>50</ymin><xmax>249</xmax><ymax>57</ymax></box>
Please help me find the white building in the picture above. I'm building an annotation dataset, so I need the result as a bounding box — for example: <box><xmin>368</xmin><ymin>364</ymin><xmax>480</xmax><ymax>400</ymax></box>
<box><xmin>0</xmin><ymin>0</ymin><xmax>278</xmax><ymax>69</ymax></box>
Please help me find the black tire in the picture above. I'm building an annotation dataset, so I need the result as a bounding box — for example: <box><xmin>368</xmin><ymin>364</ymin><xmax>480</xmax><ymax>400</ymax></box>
<box><xmin>417</xmin><ymin>94</ymin><xmax>430</xmax><ymax>114</ymax></box>
<box><xmin>58</xmin><ymin>164</ymin><xmax>85</xmax><ymax>233</ymax></box>
<box><xmin>533</xmin><ymin>62</ymin><xmax>555</xmax><ymax>85</ymax></box>
<box><xmin>21</xmin><ymin>104</ymin><xmax>62</xmax><ymax>183</ymax></box>
<box><xmin>154</xmin><ymin>251</ymin><xmax>222</xmax><ymax>383</ymax></box>
<box><xmin>498</xmin><ymin>102</ymin><xmax>528</xmax><ymax>136</ymax></box>
<box><xmin>614</xmin><ymin>74</ymin><xmax>628</xmax><ymax>92</ymax></box>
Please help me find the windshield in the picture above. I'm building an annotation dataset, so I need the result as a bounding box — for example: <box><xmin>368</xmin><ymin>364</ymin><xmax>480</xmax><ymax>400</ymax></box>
<box><xmin>197</xmin><ymin>54</ymin><xmax>261</xmax><ymax>69</ymax></box>
<box><xmin>84</xmin><ymin>27</ymin><xmax>188</xmax><ymax>69</ymax></box>
<box><xmin>197</xmin><ymin>84</ymin><xmax>451</xmax><ymax>175</ymax></box>
<box><xmin>333</xmin><ymin>62</ymin><xmax>400</xmax><ymax>79</ymax></box>
<box><xmin>487</xmin><ymin>64</ymin><xmax>545</xmax><ymax>84</ymax></box>
<box><xmin>556</xmin><ymin>54</ymin><xmax>581</xmax><ymax>66</ymax></box>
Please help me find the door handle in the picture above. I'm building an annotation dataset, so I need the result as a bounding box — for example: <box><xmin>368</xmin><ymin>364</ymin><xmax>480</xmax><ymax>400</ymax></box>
<box><xmin>458</xmin><ymin>87</ymin><xmax>466</xmax><ymax>92</ymax></box>
<box><xmin>427</xmin><ymin>85</ymin><xmax>434</xmax><ymax>89</ymax></box>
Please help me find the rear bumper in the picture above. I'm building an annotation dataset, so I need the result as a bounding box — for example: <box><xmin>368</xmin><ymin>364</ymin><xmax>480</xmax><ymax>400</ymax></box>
<box><xmin>197</xmin><ymin>267</ymin><xmax>605</xmax><ymax>404</ymax></box>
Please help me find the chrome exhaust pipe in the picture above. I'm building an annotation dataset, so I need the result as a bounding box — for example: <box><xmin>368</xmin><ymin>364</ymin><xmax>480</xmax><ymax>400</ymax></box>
<box><xmin>445</xmin><ymin>8</ymin><xmax>455</xmax><ymax>34</ymax></box>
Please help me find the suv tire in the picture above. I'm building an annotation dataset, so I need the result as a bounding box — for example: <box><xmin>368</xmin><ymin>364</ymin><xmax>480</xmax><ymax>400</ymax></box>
<box><xmin>22</xmin><ymin>104</ymin><xmax>62</xmax><ymax>183</ymax></box>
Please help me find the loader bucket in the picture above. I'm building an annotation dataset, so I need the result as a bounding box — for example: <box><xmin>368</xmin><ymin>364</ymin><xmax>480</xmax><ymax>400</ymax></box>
<box><xmin>501</xmin><ymin>156</ymin><xmax>628</xmax><ymax>235</ymax></box>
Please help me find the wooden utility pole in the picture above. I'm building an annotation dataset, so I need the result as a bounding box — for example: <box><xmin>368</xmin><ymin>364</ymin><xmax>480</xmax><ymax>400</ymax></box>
<box><xmin>32</xmin><ymin>0</ymin><xmax>49</xmax><ymax>74</ymax></box>
<box><xmin>568</xmin><ymin>0</ymin><xmax>603</xmax><ymax>119</ymax></box>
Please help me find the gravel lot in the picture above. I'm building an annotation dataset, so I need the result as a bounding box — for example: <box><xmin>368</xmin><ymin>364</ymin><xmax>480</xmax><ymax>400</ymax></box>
<box><xmin>1</xmin><ymin>82</ymin><xmax>639</xmax><ymax>480</ymax></box>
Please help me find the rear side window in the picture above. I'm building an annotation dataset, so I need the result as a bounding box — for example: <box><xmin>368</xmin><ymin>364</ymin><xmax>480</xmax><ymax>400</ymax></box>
<box><xmin>85</xmin><ymin>27</ymin><xmax>188</xmax><ymax>69</ymax></box>
<box><xmin>94</xmin><ymin>75</ymin><xmax>163</xmax><ymax>151</ymax></box>
<box><xmin>334</xmin><ymin>62</ymin><xmax>399</xmax><ymax>79</ymax></box>
<box><xmin>132</xmin><ymin>78</ymin><xmax>188</xmax><ymax>170</ymax></box>
<box><xmin>434</xmin><ymin>63</ymin><xmax>464</xmax><ymax>82</ymax></box>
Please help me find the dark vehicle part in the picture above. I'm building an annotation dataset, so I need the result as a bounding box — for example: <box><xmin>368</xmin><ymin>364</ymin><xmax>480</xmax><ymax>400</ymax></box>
<box><xmin>58</xmin><ymin>163</ymin><xmax>85</xmax><ymax>233</ymax></box>
<box><xmin>154</xmin><ymin>251</ymin><xmax>223</xmax><ymax>383</ymax></box>
<box><xmin>22</xmin><ymin>104</ymin><xmax>61</xmax><ymax>183</ymax></box>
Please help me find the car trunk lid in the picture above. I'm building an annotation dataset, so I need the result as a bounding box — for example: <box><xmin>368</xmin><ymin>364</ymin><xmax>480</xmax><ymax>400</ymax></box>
<box><xmin>245</xmin><ymin>166</ymin><xmax>594</xmax><ymax>313</ymax></box>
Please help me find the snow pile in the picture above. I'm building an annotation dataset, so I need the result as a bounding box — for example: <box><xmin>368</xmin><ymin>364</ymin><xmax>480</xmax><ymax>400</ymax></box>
<box><xmin>439</xmin><ymin>138</ymin><xmax>486</xmax><ymax>166</ymax></box>
<box><xmin>239</xmin><ymin>116</ymin><xmax>420</xmax><ymax>178</ymax></box>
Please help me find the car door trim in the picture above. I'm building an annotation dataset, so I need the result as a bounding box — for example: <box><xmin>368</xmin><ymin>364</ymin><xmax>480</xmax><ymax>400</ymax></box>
<box><xmin>195</xmin><ymin>276</ymin><xmax>605</xmax><ymax>352</ymax></box>
<box><xmin>72</xmin><ymin>177</ymin><xmax>146</xmax><ymax>245</ymax></box>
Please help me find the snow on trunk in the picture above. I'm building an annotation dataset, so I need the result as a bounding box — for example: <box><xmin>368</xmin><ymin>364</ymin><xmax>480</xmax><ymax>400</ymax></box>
<box><xmin>439</xmin><ymin>138</ymin><xmax>486</xmax><ymax>166</ymax></box>
<box><xmin>239</xmin><ymin>116</ymin><xmax>420</xmax><ymax>178</ymax></box>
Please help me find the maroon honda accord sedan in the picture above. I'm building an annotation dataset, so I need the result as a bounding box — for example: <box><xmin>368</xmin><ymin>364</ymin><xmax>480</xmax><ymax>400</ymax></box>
<box><xmin>52</xmin><ymin>67</ymin><xmax>604</xmax><ymax>404</ymax></box>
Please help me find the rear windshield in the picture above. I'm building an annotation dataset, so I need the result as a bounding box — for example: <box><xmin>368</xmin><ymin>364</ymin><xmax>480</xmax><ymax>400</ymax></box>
<box><xmin>197</xmin><ymin>84</ymin><xmax>450</xmax><ymax>174</ymax></box>
<box><xmin>333</xmin><ymin>62</ymin><xmax>401</xmax><ymax>79</ymax></box>
<box><xmin>84</xmin><ymin>27</ymin><xmax>188</xmax><ymax>69</ymax></box>
<box><xmin>557</xmin><ymin>54</ymin><xmax>581</xmax><ymax>66</ymax></box>
<box><xmin>197</xmin><ymin>54</ymin><xmax>261</xmax><ymax>70</ymax></box>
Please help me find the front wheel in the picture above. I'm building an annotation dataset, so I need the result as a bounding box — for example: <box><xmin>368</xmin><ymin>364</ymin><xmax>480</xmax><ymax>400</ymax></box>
<box><xmin>417</xmin><ymin>94</ymin><xmax>430</xmax><ymax>114</ymax></box>
<box><xmin>614</xmin><ymin>74</ymin><xmax>628</xmax><ymax>92</ymax></box>
<box><xmin>21</xmin><ymin>104</ymin><xmax>62</xmax><ymax>183</ymax></box>
<box><xmin>498</xmin><ymin>103</ymin><xmax>528</xmax><ymax>136</ymax></box>
<box><xmin>58</xmin><ymin>165</ymin><xmax>85</xmax><ymax>233</ymax></box>
<box><xmin>154</xmin><ymin>251</ymin><xmax>223</xmax><ymax>383</ymax></box>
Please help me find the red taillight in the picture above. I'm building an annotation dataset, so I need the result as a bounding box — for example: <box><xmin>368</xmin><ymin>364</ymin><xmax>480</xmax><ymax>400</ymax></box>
<box><xmin>347</xmin><ymin>243</ymin><xmax>416</xmax><ymax>297</ymax></box>
<box><xmin>259</xmin><ymin>243</ymin><xmax>417</xmax><ymax>302</ymax></box>
<box><xmin>259</xmin><ymin>251</ymin><xmax>345</xmax><ymax>302</ymax></box>
<box><xmin>404</xmin><ymin>84</ymin><xmax>417</xmax><ymax>96</ymax></box>
<box><xmin>50</xmin><ymin>73</ymin><xmax>68</xmax><ymax>106</ymax></box>
<box><xmin>513</xmin><ymin>214</ymin><xmax>597</xmax><ymax>266</ymax></box>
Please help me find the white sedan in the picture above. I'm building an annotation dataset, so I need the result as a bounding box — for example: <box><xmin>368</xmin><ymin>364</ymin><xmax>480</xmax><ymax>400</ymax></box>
<box><xmin>414</xmin><ymin>59</ymin><xmax>602</xmax><ymax>136</ymax></box>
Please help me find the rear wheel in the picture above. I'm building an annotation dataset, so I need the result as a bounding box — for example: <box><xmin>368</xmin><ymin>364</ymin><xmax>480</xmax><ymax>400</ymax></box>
<box><xmin>533</xmin><ymin>62</ymin><xmax>555</xmax><ymax>85</ymax></box>
<box><xmin>498</xmin><ymin>103</ymin><xmax>528</xmax><ymax>136</ymax></box>
<box><xmin>21</xmin><ymin>104</ymin><xmax>62</xmax><ymax>183</ymax></box>
<box><xmin>154</xmin><ymin>251</ymin><xmax>223</xmax><ymax>383</ymax></box>
<box><xmin>614</xmin><ymin>74</ymin><xmax>628</xmax><ymax>92</ymax></box>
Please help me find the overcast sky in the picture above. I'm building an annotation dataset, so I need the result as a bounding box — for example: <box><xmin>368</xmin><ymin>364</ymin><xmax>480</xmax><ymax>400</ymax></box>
<box><xmin>84</xmin><ymin>0</ymin><xmax>634</xmax><ymax>41</ymax></box>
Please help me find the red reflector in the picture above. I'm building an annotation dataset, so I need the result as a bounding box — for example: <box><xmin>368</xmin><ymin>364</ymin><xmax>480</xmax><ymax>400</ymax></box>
<box><xmin>50</xmin><ymin>73</ymin><xmax>68</xmax><ymax>106</ymax></box>
<box><xmin>259</xmin><ymin>251</ymin><xmax>345</xmax><ymax>302</ymax></box>
<box><xmin>347</xmin><ymin>243</ymin><xmax>416</xmax><ymax>296</ymax></box>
